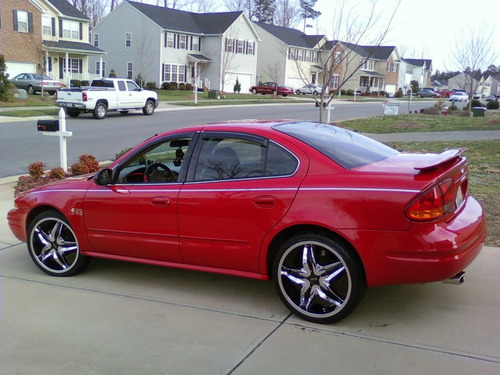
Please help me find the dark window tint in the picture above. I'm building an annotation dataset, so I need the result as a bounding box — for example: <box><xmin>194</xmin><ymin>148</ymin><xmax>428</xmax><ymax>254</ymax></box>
<box><xmin>274</xmin><ymin>122</ymin><xmax>399</xmax><ymax>169</ymax></box>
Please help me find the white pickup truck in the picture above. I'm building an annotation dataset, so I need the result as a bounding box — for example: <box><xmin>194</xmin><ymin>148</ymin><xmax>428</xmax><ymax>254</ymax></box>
<box><xmin>56</xmin><ymin>78</ymin><xmax>158</xmax><ymax>119</ymax></box>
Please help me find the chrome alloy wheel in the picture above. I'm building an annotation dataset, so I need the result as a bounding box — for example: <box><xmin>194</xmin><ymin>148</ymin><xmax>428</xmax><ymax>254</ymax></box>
<box><xmin>274</xmin><ymin>235</ymin><xmax>365</xmax><ymax>323</ymax></box>
<box><xmin>28</xmin><ymin>212</ymin><xmax>89</xmax><ymax>276</ymax></box>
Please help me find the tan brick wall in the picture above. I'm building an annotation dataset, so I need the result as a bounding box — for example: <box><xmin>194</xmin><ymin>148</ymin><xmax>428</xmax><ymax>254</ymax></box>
<box><xmin>0</xmin><ymin>0</ymin><xmax>43</xmax><ymax>70</ymax></box>
<box><xmin>386</xmin><ymin>57</ymin><xmax>398</xmax><ymax>85</ymax></box>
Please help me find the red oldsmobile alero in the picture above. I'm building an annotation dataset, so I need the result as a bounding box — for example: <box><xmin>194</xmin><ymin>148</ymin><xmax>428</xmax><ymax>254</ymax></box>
<box><xmin>7</xmin><ymin>121</ymin><xmax>486</xmax><ymax>323</ymax></box>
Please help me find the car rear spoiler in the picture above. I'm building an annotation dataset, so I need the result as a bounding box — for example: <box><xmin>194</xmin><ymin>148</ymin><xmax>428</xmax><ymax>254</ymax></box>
<box><xmin>414</xmin><ymin>148</ymin><xmax>467</xmax><ymax>171</ymax></box>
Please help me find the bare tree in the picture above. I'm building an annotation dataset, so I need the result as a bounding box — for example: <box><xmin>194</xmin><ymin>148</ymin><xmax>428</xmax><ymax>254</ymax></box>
<box><xmin>450</xmin><ymin>27</ymin><xmax>498</xmax><ymax>114</ymax></box>
<box><xmin>223</xmin><ymin>0</ymin><xmax>254</xmax><ymax>18</ymax></box>
<box><xmin>274</xmin><ymin>0</ymin><xmax>301</xmax><ymax>28</ymax></box>
<box><xmin>292</xmin><ymin>0</ymin><xmax>401</xmax><ymax>122</ymax></box>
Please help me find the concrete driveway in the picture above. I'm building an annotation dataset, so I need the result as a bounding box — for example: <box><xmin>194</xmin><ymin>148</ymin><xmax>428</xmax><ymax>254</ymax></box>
<box><xmin>1</xmin><ymin>180</ymin><xmax>500</xmax><ymax>375</ymax></box>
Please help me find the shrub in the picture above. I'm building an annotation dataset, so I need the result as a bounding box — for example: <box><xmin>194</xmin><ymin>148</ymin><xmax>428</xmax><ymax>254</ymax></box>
<box><xmin>471</xmin><ymin>99</ymin><xmax>482</xmax><ymax>108</ymax></box>
<box><xmin>394</xmin><ymin>88</ymin><xmax>403</xmax><ymax>98</ymax></box>
<box><xmin>115</xmin><ymin>147</ymin><xmax>132</xmax><ymax>160</ymax></box>
<box><xmin>108</xmin><ymin>69</ymin><xmax>117</xmax><ymax>78</ymax></box>
<box><xmin>146</xmin><ymin>82</ymin><xmax>157</xmax><ymax>90</ymax></box>
<box><xmin>179</xmin><ymin>83</ymin><xmax>186</xmax><ymax>91</ymax></box>
<box><xmin>70</xmin><ymin>80</ymin><xmax>82</xmax><ymax>87</ymax></box>
<box><xmin>449</xmin><ymin>102</ymin><xmax>458</xmax><ymax>111</ymax></box>
<box><xmin>48</xmin><ymin>167</ymin><xmax>67</xmax><ymax>180</ymax></box>
<box><xmin>346</xmin><ymin>89</ymin><xmax>354</xmax><ymax>96</ymax></box>
<box><xmin>162</xmin><ymin>82</ymin><xmax>171</xmax><ymax>90</ymax></box>
<box><xmin>70</xmin><ymin>154</ymin><xmax>100</xmax><ymax>175</ymax></box>
<box><xmin>340</xmin><ymin>89</ymin><xmax>346</xmax><ymax>95</ymax></box>
<box><xmin>169</xmin><ymin>82</ymin><xmax>178</xmax><ymax>90</ymax></box>
<box><xmin>487</xmin><ymin>100</ymin><xmax>499</xmax><ymax>110</ymax></box>
<box><xmin>0</xmin><ymin>54</ymin><xmax>15</xmax><ymax>102</ymax></box>
<box><xmin>185</xmin><ymin>83</ymin><xmax>193</xmax><ymax>91</ymax></box>
<box><xmin>28</xmin><ymin>162</ymin><xmax>46</xmax><ymax>180</ymax></box>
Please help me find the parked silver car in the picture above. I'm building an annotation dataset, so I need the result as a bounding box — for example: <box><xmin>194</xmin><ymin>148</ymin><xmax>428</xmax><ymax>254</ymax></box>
<box><xmin>449</xmin><ymin>92</ymin><xmax>469</xmax><ymax>102</ymax></box>
<box><xmin>295</xmin><ymin>84</ymin><xmax>323</xmax><ymax>95</ymax></box>
<box><xmin>10</xmin><ymin>73</ymin><xmax>63</xmax><ymax>95</ymax></box>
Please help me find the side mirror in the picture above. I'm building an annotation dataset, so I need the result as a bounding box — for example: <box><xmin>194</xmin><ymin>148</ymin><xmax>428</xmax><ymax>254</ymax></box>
<box><xmin>94</xmin><ymin>168</ymin><xmax>114</xmax><ymax>186</ymax></box>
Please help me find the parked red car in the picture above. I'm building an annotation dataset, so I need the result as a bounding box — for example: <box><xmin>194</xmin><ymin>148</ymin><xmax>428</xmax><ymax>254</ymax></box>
<box><xmin>249</xmin><ymin>82</ymin><xmax>294</xmax><ymax>96</ymax></box>
<box><xmin>436</xmin><ymin>89</ymin><xmax>453</xmax><ymax>98</ymax></box>
<box><xmin>8</xmin><ymin>121</ymin><xmax>486</xmax><ymax>323</ymax></box>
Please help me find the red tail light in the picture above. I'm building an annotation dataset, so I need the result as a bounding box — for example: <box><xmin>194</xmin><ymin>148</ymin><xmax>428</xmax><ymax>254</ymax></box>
<box><xmin>406</xmin><ymin>179</ymin><xmax>454</xmax><ymax>221</ymax></box>
<box><xmin>82</xmin><ymin>92</ymin><xmax>88</xmax><ymax>102</ymax></box>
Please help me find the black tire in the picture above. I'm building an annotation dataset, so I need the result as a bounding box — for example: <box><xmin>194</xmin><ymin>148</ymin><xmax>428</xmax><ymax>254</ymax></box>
<box><xmin>252</xmin><ymin>88</ymin><xmax>258</xmax><ymax>94</ymax></box>
<box><xmin>27</xmin><ymin>85</ymin><xmax>35</xmax><ymax>95</ymax></box>
<box><xmin>67</xmin><ymin>108</ymin><xmax>80</xmax><ymax>118</ymax></box>
<box><xmin>272</xmin><ymin>233</ymin><xmax>366</xmax><ymax>324</ymax></box>
<box><xmin>93</xmin><ymin>102</ymin><xmax>107</xmax><ymax>119</ymax></box>
<box><xmin>313</xmin><ymin>91</ymin><xmax>319</xmax><ymax>95</ymax></box>
<box><xmin>295</xmin><ymin>90</ymin><xmax>301</xmax><ymax>95</ymax></box>
<box><xmin>142</xmin><ymin>99</ymin><xmax>155</xmax><ymax>115</ymax></box>
<box><xmin>27</xmin><ymin>211</ymin><xmax>91</xmax><ymax>277</ymax></box>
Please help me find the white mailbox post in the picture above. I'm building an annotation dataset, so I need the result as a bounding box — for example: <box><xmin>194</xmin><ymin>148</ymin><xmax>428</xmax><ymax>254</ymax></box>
<box><xmin>36</xmin><ymin>108</ymin><xmax>73</xmax><ymax>172</ymax></box>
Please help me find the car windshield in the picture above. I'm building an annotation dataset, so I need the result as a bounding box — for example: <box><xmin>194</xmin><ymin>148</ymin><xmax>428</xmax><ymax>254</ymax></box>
<box><xmin>274</xmin><ymin>122</ymin><xmax>399</xmax><ymax>169</ymax></box>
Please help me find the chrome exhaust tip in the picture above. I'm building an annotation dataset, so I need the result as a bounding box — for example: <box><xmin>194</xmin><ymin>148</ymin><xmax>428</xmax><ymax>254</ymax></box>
<box><xmin>442</xmin><ymin>271</ymin><xmax>465</xmax><ymax>285</ymax></box>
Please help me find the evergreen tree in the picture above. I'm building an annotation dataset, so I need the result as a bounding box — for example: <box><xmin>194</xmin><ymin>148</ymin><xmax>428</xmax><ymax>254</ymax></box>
<box><xmin>299</xmin><ymin>0</ymin><xmax>321</xmax><ymax>31</ymax></box>
<box><xmin>0</xmin><ymin>55</ymin><xmax>14</xmax><ymax>102</ymax></box>
<box><xmin>253</xmin><ymin>0</ymin><xmax>276</xmax><ymax>23</ymax></box>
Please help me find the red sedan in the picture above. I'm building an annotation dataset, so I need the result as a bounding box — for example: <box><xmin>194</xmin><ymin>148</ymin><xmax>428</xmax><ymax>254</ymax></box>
<box><xmin>249</xmin><ymin>82</ymin><xmax>294</xmax><ymax>96</ymax></box>
<box><xmin>8</xmin><ymin>121</ymin><xmax>486</xmax><ymax>323</ymax></box>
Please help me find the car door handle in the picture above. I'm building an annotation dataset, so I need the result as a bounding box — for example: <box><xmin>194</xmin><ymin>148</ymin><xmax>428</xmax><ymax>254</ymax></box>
<box><xmin>254</xmin><ymin>195</ymin><xmax>275</xmax><ymax>208</ymax></box>
<box><xmin>152</xmin><ymin>196</ymin><xmax>171</xmax><ymax>206</ymax></box>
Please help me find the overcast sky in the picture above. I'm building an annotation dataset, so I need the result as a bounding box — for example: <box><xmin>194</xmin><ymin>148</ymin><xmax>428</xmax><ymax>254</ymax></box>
<box><xmin>313</xmin><ymin>0</ymin><xmax>500</xmax><ymax>72</ymax></box>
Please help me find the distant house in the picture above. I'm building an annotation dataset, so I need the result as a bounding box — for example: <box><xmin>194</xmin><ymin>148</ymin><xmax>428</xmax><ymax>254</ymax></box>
<box><xmin>448</xmin><ymin>72</ymin><xmax>479</xmax><ymax>94</ymax></box>
<box><xmin>252</xmin><ymin>22</ymin><xmax>327</xmax><ymax>89</ymax></box>
<box><xmin>90</xmin><ymin>1</ymin><xmax>260</xmax><ymax>92</ymax></box>
<box><xmin>0</xmin><ymin>0</ymin><xmax>105</xmax><ymax>85</ymax></box>
<box><xmin>478</xmin><ymin>75</ymin><xmax>500</xmax><ymax>97</ymax></box>
<box><xmin>401</xmin><ymin>59</ymin><xmax>433</xmax><ymax>89</ymax></box>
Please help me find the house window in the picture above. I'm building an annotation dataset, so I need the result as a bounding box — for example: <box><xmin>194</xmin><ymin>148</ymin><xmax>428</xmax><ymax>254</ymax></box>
<box><xmin>94</xmin><ymin>33</ymin><xmax>99</xmax><ymax>47</ymax></box>
<box><xmin>334</xmin><ymin>52</ymin><xmax>341</xmax><ymax>65</ymax></box>
<box><xmin>312</xmin><ymin>51</ymin><xmax>318</xmax><ymax>63</ymax></box>
<box><xmin>192</xmin><ymin>36</ymin><xmax>199</xmax><ymax>51</ymax></box>
<box><xmin>125</xmin><ymin>32</ymin><xmax>131</xmax><ymax>47</ymax></box>
<box><xmin>237</xmin><ymin>40</ymin><xmax>244</xmax><ymax>54</ymax></box>
<box><xmin>95</xmin><ymin>61</ymin><xmax>105</xmax><ymax>77</ymax></box>
<box><xmin>387</xmin><ymin>62</ymin><xmax>397</xmax><ymax>72</ymax></box>
<box><xmin>225</xmin><ymin>38</ymin><xmax>234</xmax><ymax>53</ymax></box>
<box><xmin>127</xmin><ymin>62</ymin><xmax>133</xmax><ymax>79</ymax></box>
<box><xmin>165</xmin><ymin>33</ymin><xmax>174</xmax><ymax>48</ymax></box>
<box><xmin>13</xmin><ymin>10</ymin><xmax>32</xmax><ymax>33</ymax></box>
<box><xmin>63</xmin><ymin>59</ymin><xmax>81</xmax><ymax>74</ymax></box>
<box><xmin>362</xmin><ymin>59</ymin><xmax>375</xmax><ymax>70</ymax></box>
<box><xmin>63</xmin><ymin>20</ymin><xmax>80</xmax><ymax>39</ymax></box>
<box><xmin>163</xmin><ymin>64</ymin><xmax>186</xmax><ymax>83</ymax></box>
<box><xmin>247</xmin><ymin>41</ymin><xmax>254</xmax><ymax>55</ymax></box>
<box><xmin>305</xmin><ymin>50</ymin><xmax>311</xmax><ymax>62</ymax></box>
<box><xmin>331</xmin><ymin>74</ymin><xmax>339</xmax><ymax>89</ymax></box>
<box><xmin>179</xmin><ymin>35</ymin><xmax>187</xmax><ymax>49</ymax></box>
<box><xmin>42</xmin><ymin>15</ymin><xmax>53</xmax><ymax>36</ymax></box>
<box><xmin>359</xmin><ymin>77</ymin><xmax>369</xmax><ymax>87</ymax></box>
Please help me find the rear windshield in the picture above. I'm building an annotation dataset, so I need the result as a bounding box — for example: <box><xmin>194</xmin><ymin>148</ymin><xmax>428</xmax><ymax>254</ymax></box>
<box><xmin>274</xmin><ymin>122</ymin><xmax>399</xmax><ymax>169</ymax></box>
<box><xmin>91</xmin><ymin>80</ymin><xmax>115</xmax><ymax>88</ymax></box>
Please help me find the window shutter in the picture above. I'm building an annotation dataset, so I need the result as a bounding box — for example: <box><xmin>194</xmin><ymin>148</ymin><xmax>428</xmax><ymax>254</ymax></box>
<box><xmin>59</xmin><ymin>19</ymin><xmax>63</xmax><ymax>37</ymax></box>
<box><xmin>28</xmin><ymin>12</ymin><xmax>33</xmax><ymax>33</ymax></box>
<box><xmin>79</xmin><ymin>23</ymin><xmax>83</xmax><ymax>40</ymax></box>
<box><xmin>13</xmin><ymin>10</ymin><xmax>18</xmax><ymax>31</ymax></box>
<box><xmin>162</xmin><ymin>63</ymin><xmax>165</xmax><ymax>81</ymax></box>
<box><xmin>164</xmin><ymin>32</ymin><xmax>167</xmax><ymax>48</ymax></box>
<box><xmin>51</xmin><ymin>17</ymin><xmax>56</xmax><ymax>36</ymax></box>
<box><xmin>198</xmin><ymin>38</ymin><xmax>201</xmax><ymax>51</ymax></box>
<box><xmin>79</xmin><ymin>59</ymin><xmax>82</xmax><ymax>74</ymax></box>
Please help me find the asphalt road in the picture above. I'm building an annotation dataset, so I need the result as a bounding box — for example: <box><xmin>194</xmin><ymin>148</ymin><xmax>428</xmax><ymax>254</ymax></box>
<box><xmin>0</xmin><ymin>100</ymin><xmax>435</xmax><ymax>177</ymax></box>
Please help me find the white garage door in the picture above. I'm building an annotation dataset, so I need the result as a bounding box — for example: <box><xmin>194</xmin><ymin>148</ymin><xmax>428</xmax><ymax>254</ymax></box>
<box><xmin>225</xmin><ymin>73</ymin><xmax>252</xmax><ymax>93</ymax></box>
<box><xmin>385</xmin><ymin>84</ymin><xmax>397</xmax><ymax>95</ymax></box>
<box><xmin>5</xmin><ymin>61</ymin><xmax>37</xmax><ymax>78</ymax></box>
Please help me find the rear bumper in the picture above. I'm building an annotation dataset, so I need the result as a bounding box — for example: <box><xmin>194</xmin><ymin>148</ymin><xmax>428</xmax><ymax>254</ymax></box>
<box><xmin>353</xmin><ymin>196</ymin><xmax>486</xmax><ymax>287</ymax></box>
<box><xmin>57</xmin><ymin>102</ymin><xmax>86</xmax><ymax>109</ymax></box>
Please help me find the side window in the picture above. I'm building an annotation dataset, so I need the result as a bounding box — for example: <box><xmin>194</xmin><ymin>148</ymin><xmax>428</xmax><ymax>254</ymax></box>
<box><xmin>193</xmin><ymin>136</ymin><xmax>298</xmax><ymax>181</ymax></box>
<box><xmin>117</xmin><ymin>136</ymin><xmax>192</xmax><ymax>184</ymax></box>
<box><xmin>265</xmin><ymin>142</ymin><xmax>298</xmax><ymax>176</ymax></box>
<box><xmin>117</xmin><ymin>81</ymin><xmax>126</xmax><ymax>91</ymax></box>
<box><xmin>194</xmin><ymin>137</ymin><xmax>264</xmax><ymax>181</ymax></box>
<box><xmin>126</xmin><ymin>81</ymin><xmax>140</xmax><ymax>91</ymax></box>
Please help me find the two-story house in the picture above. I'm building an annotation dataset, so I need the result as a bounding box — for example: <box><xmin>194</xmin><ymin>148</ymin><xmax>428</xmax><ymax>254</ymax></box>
<box><xmin>477</xmin><ymin>74</ymin><xmax>500</xmax><ymax>97</ymax></box>
<box><xmin>0</xmin><ymin>0</ymin><xmax>104</xmax><ymax>85</ymax></box>
<box><xmin>90</xmin><ymin>1</ymin><xmax>260</xmax><ymax>92</ymax></box>
<box><xmin>253</xmin><ymin>22</ymin><xmax>327</xmax><ymax>89</ymax></box>
<box><xmin>401</xmin><ymin>58</ymin><xmax>433</xmax><ymax>90</ymax></box>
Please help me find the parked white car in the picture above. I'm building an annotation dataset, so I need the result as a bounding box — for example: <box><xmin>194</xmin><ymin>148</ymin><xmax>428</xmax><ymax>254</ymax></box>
<box><xmin>57</xmin><ymin>78</ymin><xmax>158</xmax><ymax>119</ymax></box>
<box><xmin>295</xmin><ymin>84</ymin><xmax>323</xmax><ymax>95</ymax></box>
<box><xmin>449</xmin><ymin>92</ymin><xmax>469</xmax><ymax>102</ymax></box>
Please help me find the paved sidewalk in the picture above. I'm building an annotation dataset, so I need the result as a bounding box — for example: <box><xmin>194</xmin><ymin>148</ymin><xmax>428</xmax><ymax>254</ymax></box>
<box><xmin>1</xmin><ymin>176</ymin><xmax>499</xmax><ymax>374</ymax></box>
